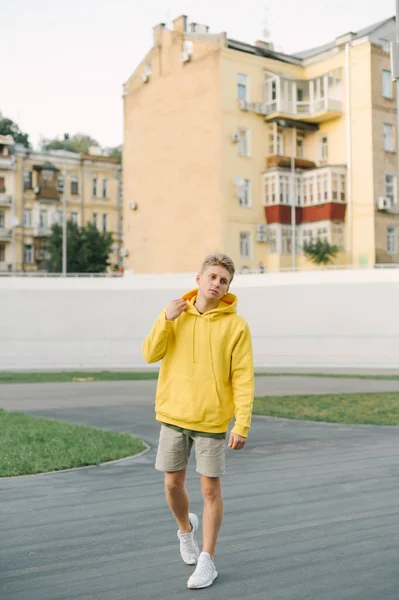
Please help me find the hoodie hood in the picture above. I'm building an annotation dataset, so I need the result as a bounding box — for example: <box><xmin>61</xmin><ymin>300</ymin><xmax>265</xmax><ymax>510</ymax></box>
<box><xmin>181</xmin><ymin>288</ymin><xmax>237</xmax><ymax>317</ymax></box>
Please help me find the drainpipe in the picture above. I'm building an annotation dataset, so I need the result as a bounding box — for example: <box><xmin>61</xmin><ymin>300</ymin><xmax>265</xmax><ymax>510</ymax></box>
<box><xmin>345</xmin><ymin>42</ymin><xmax>353</xmax><ymax>265</ymax></box>
<box><xmin>291</xmin><ymin>127</ymin><xmax>296</xmax><ymax>270</ymax></box>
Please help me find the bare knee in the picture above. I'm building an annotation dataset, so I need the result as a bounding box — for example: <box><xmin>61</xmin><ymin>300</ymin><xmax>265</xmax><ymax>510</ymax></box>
<box><xmin>201</xmin><ymin>476</ymin><xmax>221</xmax><ymax>503</ymax></box>
<box><xmin>165</xmin><ymin>470</ymin><xmax>186</xmax><ymax>494</ymax></box>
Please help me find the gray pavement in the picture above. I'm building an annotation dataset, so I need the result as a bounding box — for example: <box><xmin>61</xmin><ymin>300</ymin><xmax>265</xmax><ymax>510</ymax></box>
<box><xmin>1</xmin><ymin>379</ymin><xmax>399</xmax><ymax>600</ymax></box>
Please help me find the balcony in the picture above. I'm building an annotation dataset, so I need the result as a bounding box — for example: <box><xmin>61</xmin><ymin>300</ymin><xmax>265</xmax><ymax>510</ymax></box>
<box><xmin>35</xmin><ymin>186</ymin><xmax>61</xmax><ymax>202</ymax></box>
<box><xmin>0</xmin><ymin>194</ymin><xmax>13</xmax><ymax>207</ymax></box>
<box><xmin>34</xmin><ymin>225</ymin><xmax>52</xmax><ymax>237</ymax></box>
<box><xmin>258</xmin><ymin>70</ymin><xmax>343</xmax><ymax>125</ymax></box>
<box><xmin>0</xmin><ymin>228</ymin><xmax>12</xmax><ymax>241</ymax></box>
<box><xmin>264</xmin><ymin>166</ymin><xmax>347</xmax><ymax>225</ymax></box>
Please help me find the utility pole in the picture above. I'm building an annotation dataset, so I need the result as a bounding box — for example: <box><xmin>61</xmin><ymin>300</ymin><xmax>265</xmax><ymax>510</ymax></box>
<box><xmin>291</xmin><ymin>127</ymin><xmax>296</xmax><ymax>271</ymax></box>
<box><xmin>391</xmin><ymin>5</ymin><xmax>399</xmax><ymax>205</ymax></box>
<box><xmin>62</xmin><ymin>170</ymin><xmax>67</xmax><ymax>276</ymax></box>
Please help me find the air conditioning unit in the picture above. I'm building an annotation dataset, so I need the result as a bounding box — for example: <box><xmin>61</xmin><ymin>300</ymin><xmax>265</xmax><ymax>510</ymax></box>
<box><xmin>128</xmin><ymin>202</ymin><xmax>138</xmax><ymax>210</ymax></box>
<box><xmin>180</xmin><ymin>51</ymin><xmax>191</xmax><ymax>63</ymax></box>
<box><xmin>34</xmin><ymin>186</ymin><xmax>40</xmax><ymax>194</ymax></box>
<box><xmin>141</xmin><ymin>73</ymin><xmax>150</xmax><ymax>83</ymax></box>
<box><xmin>238</xmin><ymin>100</ymin><xmax>251</xmax><ymax>111</ymax></box>
<box><xmin>231</xmin><ymin>133</ymin><xmax>240</xmax><ymax>143</ymax></box>
<box><xmin>234</xmin><ymin>176</ymin><xmax>245</xmax><ymax>188</ymax></box>
<box><xmin>256</xmin><ymin>224</ymin><xmax>268</xmax><ymax>243</ymax></box>
<box><xmin>254</xmin><ymin>103</ymin><xmax>267</xmax><ymax>115</ymax></box>
<box><xmin>377</xmin><ymin>196</ymin><xmax>393</xmax><ymax>211</ymax></box>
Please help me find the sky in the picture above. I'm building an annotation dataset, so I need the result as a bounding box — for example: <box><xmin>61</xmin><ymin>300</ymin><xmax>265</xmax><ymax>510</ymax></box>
<box><xmin>2</xmin><ymin>0</ymin><xmax>395</xmax><ymax>149</ymax></box>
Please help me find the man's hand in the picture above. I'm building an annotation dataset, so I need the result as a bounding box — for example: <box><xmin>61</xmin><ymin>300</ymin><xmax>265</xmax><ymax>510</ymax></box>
<box><xmin>166</xmin><ymin>299</ymin><xmax>187</xmax><ymax>321</ymax></box>
<box><xmin>228</xmin><ymin>432</ymin><xmax>246</xmax><ymax>451</ymax></box>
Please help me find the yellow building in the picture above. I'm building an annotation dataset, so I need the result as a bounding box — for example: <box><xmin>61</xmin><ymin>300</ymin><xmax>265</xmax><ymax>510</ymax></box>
<box><xmin>123</xmin><ymin>15</ymin><xmax>399</xmax><ymax>273</ymax></box>
<box><xmin>0</xmin><ymin>142</ymin><xmax>122</xmax><ymax>272</ymax></box>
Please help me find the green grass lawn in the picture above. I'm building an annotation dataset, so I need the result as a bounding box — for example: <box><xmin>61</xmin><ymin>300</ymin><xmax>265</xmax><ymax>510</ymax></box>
<box><xmin>2</xmin><ymin>371</ymin><xmax>399</xmax><ymax>384</ymax></box>
<box><xmin>253</xmin><ymin>392</ymin><xmax>399</xmax><ymax>426</ymax></box>
<box><xmin>0</xmin><ymin>410</ymin><xmax>146</xmax><ymax>477</ymax></box>
<box><xmin>0</xmin><ymin>371</ymin><xmax>159</xmax><ymax>384</ymax></box>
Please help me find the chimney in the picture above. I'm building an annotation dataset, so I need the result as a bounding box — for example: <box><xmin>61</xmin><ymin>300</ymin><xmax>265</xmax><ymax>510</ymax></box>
<box><xmin>173</xmin><ymin>15</ymin><xmax>187</xmax><ymax>33</ymax></box>
<box><xmin>153</xmin><ymin>23</ymin><xmax>165</xmax><ymax>46</ymax></box>
<box><xmin>255</xmin><ymin>40</ymin><xmax>274</xmax><ymax>51</ymax></box>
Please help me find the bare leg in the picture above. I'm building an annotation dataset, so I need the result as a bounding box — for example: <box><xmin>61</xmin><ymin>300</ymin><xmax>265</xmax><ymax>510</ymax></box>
<box><xmin>165</xmin><ymin>470</ymin><xmax>191</xmax><ymax>533</ymax></box>
<box><xmin>200</xmin><ymin>475</ymin><xmax>223</xmax><ymax>560</ymax></box>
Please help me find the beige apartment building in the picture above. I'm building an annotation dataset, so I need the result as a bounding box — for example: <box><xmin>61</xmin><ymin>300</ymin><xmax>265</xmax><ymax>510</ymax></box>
<box><xmin>123</xmin><ymin>15</ymin><xmax>399</xmax><ymax>273</ymax></box>
<box><xmin>0</xmin><ymin>139</ymin><xmax>122</xmax><ymax>272</ymax></box>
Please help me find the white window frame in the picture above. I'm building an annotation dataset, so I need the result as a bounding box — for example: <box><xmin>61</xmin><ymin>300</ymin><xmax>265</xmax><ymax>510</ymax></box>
<box><xmin>70</xmin><ymin>176</ymin><xmax>79</xmax><ymax>195</ymax></box>
<box><xmin>24</xmin><ymin>244</ymin><xmax>33</xmax><ymax>264</ymax></box>
<box><xmin>387</xmin><ymin>226</ymin><xmax>397</xmax><ymax>254</ymax></box>
<box><xmin>296</xmin><ymin>137</ymin><xmax>304</xmax><ymax>159</ymax></box>
<box><xmin>239</xmin><ymin>179</ymin><xmax>252</xmax><ymax>208</ymax></box>
<box><xmin>382</xmin><ymin>70</ymin><xmax>393</xmax><ymax>99</ymax></box>
<box><xmin>321</xmin><ymin>135</ymin><xmax>328</xmax><ymax>161</ymax></box>
<box><xmin>238</xmin><ymin>128</ymin><xmax>250</xmax><ymax>157</ymax></box>
<box><xmin>385</xmin><ymin>173</ymin><xmax>397</xmax><ymax>204</ymax></box>
<box><xmin>102</xmin><ymin>213</ymin><xmax>108</xmax><ymax>232</ymax></box>
<box><xmin>383</xmin><ymin>123</ymin><xmax>395</xmax><ymax>152</ymax></box>
<box><xmin>240</xmin><ymin>231</ymin><xmax>252</xmax><ymax>259</ymax></box>
<box><xmin>71</xmin><ymin>212</ymin><xmax>79</xmax><ymax>225</ymax></box>
<box><xmin>237</xmin><ymin>73</ymin><xmax>248</xmax><ymax>101</ymax></box>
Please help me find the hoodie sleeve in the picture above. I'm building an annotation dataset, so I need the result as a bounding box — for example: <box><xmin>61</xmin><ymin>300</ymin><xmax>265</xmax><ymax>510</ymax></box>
<box><xmin>230</xmin><ymin>323</ymin><xmax>254</xmax><ymax>438</ymax></box>
<box><xmin>142</xmin><ymin>310</ymin><xmax>174</xmax><ymax>364</ymax></box>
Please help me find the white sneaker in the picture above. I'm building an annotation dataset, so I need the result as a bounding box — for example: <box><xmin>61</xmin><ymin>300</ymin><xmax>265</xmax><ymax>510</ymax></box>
<box><xmin>187</xmin><ymin>552</ymin><xmax>218</xmax><ymax>589</ymax></box>
<box><xmin>177</xmin><ymin>513</ymin><xmax>200</xmax><ymax>565</ymax></box>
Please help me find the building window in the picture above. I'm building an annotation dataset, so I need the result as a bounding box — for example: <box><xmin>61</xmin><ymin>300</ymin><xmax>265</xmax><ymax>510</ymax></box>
<box><xmin>240</xmin><ymin>231</ymin><xmax>252</xmax><ymax>258</ymax></box>
<box><xmin>385</xmin><ymin>174</ymin><xmax>397</xmax><ymax>204</ymax></box>
<box><xmin>0</xmin><ymin>212</ymin><xmax>5</xmax><ymax>228</ymax></box>
<box><xmin>102</xmin><ymin>179</ymin><xmax>108</xmax><ymax>198</ymax></box>
<box><xmin>383</xmin><ymin>124</ymin><xmax>395</xmax><ymax>152</ymax></box>
<box><xmin>57</xmin><ymin>174</ymin><xmax>65</xmax><ymax>193</ymax></box>
<box><xmin>316</xmin><ymin>226</ymin><xmax>329</xmax><ymax>242</ymax></box>
<box><xmin>382</xmin><ymin>70</ymin><xmax>393</xmax><ymax>99</ymax></box>
<box><xmin>238</xmin><ymin>128</ymin><xmax>250</xmax><ymax>157</ymax></box>
<box><xmin>93</xmin><ymin>178</ymin><xmax>97</xmax><ymax>197</ymax></box>
<box><xmin>102</xmin><ymin>214</ymin><xmax>108</xmax><ymax>232</ymax></box>
<box><xmin>267</xmin><ymin>124</ymin><xmax>284</xmax><ymax>156</ymax></box>
<box><xmin>321</xmin><ymin>135</ymin><xmax>328</xmax><ymax>161</ymax></box>
<box><xmin>302</xmin><ymin>228</ymin><xmax>314</xmax><ymax>249</ymax></box>
<box><xmin>0</xmin><ymin>177</ymin><xmax>5</xmax><ymax>193</ymax></box>
<box><xmin>23</xmin><ymin>209</ymin><xmax>32</xmax><ymax>227</ymax></box>
<box><xmin>23</xmin><ymin>171</ymin><xmax>33</xmax><ymax>191</ymax></box>
<box><xmin>0</xmin><ymin>243</ymin><xmax>5</xmax><ymax>262</ymax></box>
<box><xmin>238</xmin><ymin>179</ymin><xmax>252</xmax><ymax>208</ymax></box>
<box><xmin>387</xmin><ymin>226</ymin><xmax>397</xmax><ymax>254</ymax></box>
<box><xmin>70</xmin><ymin>176</ymin><xmax>79</xmax><ymax>195</ymax></box>
<box><xmin>93</xmin><ymin>212</ymin><xmax>98</xmax><ymax>228</ymax></box>
<box><xmin>39</xmin><ymin>210</ymin><xmax>48</xmax><ymax>228</ymax></box>
<box><xmin>268</xmin><ymin>228</ymin><xmax>277</xmax><ymax>253</ymax></box>
<box><xmin>24</xmin><ymin>244</ymin><xmax>33</xmax><ymax>264</ymax></box>
<box><xmin>281</xmin><ymin>228</ymin><xmax>292</xmax><ymax>254</ymax></box>
<box><xmin>237</xmin><ymin>73</ymin><xmax>248</xmax><ymax>101</ymax></box>
<box><xmin>296</xmin><ymin>137</ymin><xmax>304</xmax><ymax>159</ymax></box>
<box><xmin>379</xmin><ymin>39</ymin><xmax>390</xmax><ymax>53</ymax></box>
<box><xmin>71</xmin><ymin>212</ymin><xmax>79</xmax><ymax>225</ymax></box>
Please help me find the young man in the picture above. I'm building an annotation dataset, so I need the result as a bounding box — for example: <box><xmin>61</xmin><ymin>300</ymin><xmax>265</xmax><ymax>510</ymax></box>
<box><xmin>142</xmin><ymin>253</ymin><xmax>254</xmax><ymax>590</ymax></box>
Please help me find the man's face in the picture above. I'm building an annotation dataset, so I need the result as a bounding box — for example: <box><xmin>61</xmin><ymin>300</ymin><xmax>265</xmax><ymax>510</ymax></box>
<box><xmin>196</xmin><ymin>265</ymin><xmax>231</xmax><ymax>302</ymax></box>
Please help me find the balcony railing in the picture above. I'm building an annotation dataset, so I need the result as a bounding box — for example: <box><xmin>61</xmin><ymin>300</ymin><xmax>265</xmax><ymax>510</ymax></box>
<box><xmin>0</xmin><ymin>156</ymin><xmax>15</xmax><ymax>169</ymax></box>
<box><xmin>0</xmin><ymin>194</ymin><xmax>13</xmax><ymax>207</ymax></box>
<box><xmin>34</xmin><ymin>226</ymin><xmax>52</xmax><ymax>237</ymax></box>
<box><xmin>0</xmin><ymin>228</ymin><xmax>12</xmax><ymax>240</ymax></box>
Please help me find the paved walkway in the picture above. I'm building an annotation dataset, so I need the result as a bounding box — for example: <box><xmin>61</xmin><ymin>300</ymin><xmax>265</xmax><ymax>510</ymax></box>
<box><xmin>1</xmin><ymin>379</ymin><xmax>399</xmax><ymax>600</ymax></box>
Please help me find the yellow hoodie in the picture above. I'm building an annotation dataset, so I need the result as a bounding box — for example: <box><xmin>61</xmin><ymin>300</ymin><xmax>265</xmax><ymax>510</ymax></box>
<box><xmin>142</xmin><ymin>289</ymin><xmax>254</xmax><ymax>438</ymax></box>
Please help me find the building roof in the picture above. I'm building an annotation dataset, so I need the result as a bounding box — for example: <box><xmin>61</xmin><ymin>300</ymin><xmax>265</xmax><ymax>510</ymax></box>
<box><xmin>227</xmin><ymin>39</ymin><xmax>301</xmax><ymax>65</ymax></box>
<box><xmin>294</xmin><ymin>16</ymin><xmax>394</xmax><ymax>59</ymax></box>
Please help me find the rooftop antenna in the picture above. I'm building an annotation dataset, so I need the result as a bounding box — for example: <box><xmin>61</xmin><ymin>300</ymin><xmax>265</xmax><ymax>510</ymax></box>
<box><xmin>261</xmin><ymin>6</ymin><xmax>271</xmax><ymax>42</ymax></box>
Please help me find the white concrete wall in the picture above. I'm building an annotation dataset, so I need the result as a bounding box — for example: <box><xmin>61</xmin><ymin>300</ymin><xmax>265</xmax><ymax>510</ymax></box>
<box><xmin>1</xmin><ymin>269</ymin><xmax>399</xmax><ymax>370</ymax></box>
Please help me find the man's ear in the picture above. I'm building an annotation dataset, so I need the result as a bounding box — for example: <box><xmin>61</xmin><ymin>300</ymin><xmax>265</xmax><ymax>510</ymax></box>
<box><xmin>196</xmin><ymin>273</ymin><xmax>201</xmax><ymax>286</ymax></box>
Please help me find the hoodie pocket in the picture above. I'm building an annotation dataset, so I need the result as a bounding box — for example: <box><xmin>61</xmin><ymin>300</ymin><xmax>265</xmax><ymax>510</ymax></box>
<box><xmin>156</xmin><ymin>374</ymin><xmax>231</xmax><ymax>425</ymax></box>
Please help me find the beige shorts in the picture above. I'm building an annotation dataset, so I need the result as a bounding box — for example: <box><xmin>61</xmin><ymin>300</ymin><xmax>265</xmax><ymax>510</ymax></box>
<box><xmin>155</xmin><ymin>424</ymin><xmax>226</xmax><ymax>478</ymax></box>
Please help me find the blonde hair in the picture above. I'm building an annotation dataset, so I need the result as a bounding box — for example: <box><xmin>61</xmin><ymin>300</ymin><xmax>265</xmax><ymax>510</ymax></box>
<box><xmin>200</xmin><ymin>253</ymin><xmax>235</xmax><ymax>282</ymax></box>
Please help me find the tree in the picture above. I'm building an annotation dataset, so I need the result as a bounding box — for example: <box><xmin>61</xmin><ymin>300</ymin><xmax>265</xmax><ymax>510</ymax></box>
<box><xmin>41</xmin><ymin>133</ymin><xmax>100</xmax><ymax>154</ymax></box>
<box><xmin>303</xmin><ymin>239</ymin><xmax>340</xmax><ymax>266</ymax></box>
<box><xmin>0</xmin><ymin>117</ymin><xmax>31</xmax><ymax>148</ymax></box>
<box><xmin>47</xmin><ymin>221</ymin><xmax>114</xmax><ymax>273</ymax></box>
<box><xmin>105</xmin><ymin>145</ymin><xmax>122</xmax><ymax>164</ymax></box>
